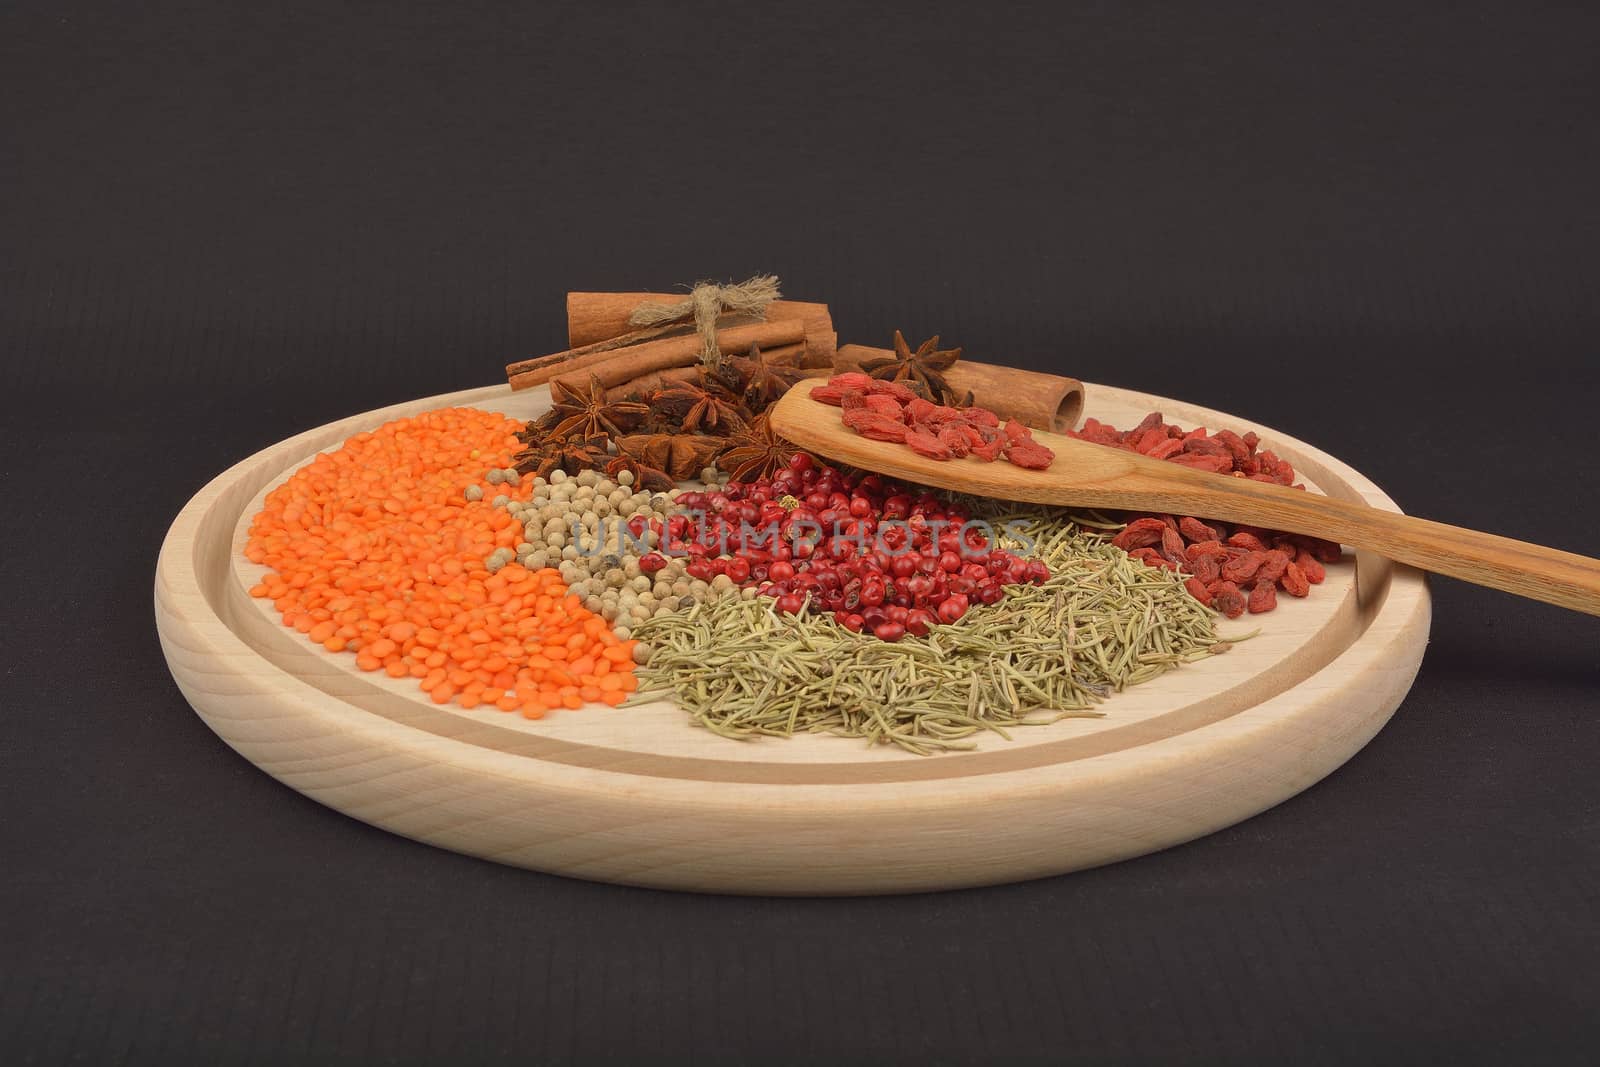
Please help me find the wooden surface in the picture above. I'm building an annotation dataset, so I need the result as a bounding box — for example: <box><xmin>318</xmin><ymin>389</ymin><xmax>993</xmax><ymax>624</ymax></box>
<box><xmin>155</xmin><ymin>380</ymin><xmax>1431</xmax><ymax>895</ymax></box>
<box><xmin>772</xmin><ymin>385</ymin><xmax>1600</xmax><ymax>616</ymax></box>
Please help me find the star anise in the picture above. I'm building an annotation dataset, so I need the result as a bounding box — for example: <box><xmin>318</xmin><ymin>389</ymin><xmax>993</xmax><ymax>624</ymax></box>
<box><xmin>860</xmin><ymin>330</ymin><xmax>968</xmax><ymax>404</ymax></box>
<box><xmin>605</xmin><ymin>453</ymin><xmax>676</xmax><ymax>494</ymax></box>
<box><xmin>512</xmin><ymin>435</ymin><xmax>612</xmax><ymax>480</ymax></box>
<box><xmin>728</xmin><ymin>343</ymin><xmax>807</xmax><ymax>412</ymax></box>
<box><xmin>696</xmin><ymin>360</ymin><xmax>748</xmax><ymax>400</ymax></box>
<box><xmin>534</xmin><ymin>374</ymin><xmax>649</xmax><ymax>441</ymax></box>
<box><xmin>650</xmin><ymin>377</ymin><xmax>750</xmax><ymax>435</ymax></box>
<box><xmin>716</xmin><ymin>414</ymin><xmax>797</xmax><ymax>483</ymax></box>
<box><xmin>615</xmin><ymin>433</ymin><xmax>726</xmax><ymax>482</ymax></box>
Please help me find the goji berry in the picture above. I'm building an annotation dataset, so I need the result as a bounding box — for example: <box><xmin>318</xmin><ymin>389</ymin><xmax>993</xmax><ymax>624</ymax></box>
<box><xmin>936</xmin><ymin>425</ymin><xmax>972</xmax><ymax>457</ymax></box>
<box><xmin>964</xmin><ymin>406</ymin><xmax>1000</xmax><ymax>428</ymax></box>
<box><xmin>1247</xmin><ymin>579</ymin><xmax>1278</xmax><ymax>614</ymax></box>
<box><xmin>970</xmin><ymin>434</ymin><xmax>1006</xmax><ymax>461</ymax></box>
<box><xmin>904</xmin><ymin>428</ymin><xmax>953</xmax><ymax>459</ymax></box>
<box><xmin>1189</xmin><ymin>554</ymin><xmax>1223</xmax><ymax>584</ymax></box>
<box><xmin>858</xmin><ymin>421</ymin><xmax>909</xmax><ymax>443</ymax></box>
<box><xmin>1280</xmin><ymin>562</ymin><xmax>1311</xmax><ymax>597</ymax></box>
<box><xmin>1160</xmin><ymin>526</ymin><xmax>1187</xmax><ymax>562</ymax></box>
<box><xmin>868</xmin><ymin>379</ymin><xmax>919</xmax><ymax>402</ymax></box>
<box><xmin>861</xmin><ymin>394</ymin><xmax>906</xmax><ymax>419</ymax></box>
<box><xmin>951</xmin><ymin>422</ymin><xmax>987</xmax><ymax>447</ymax></box>
<box><xmin>1210</xmin><ymin>580</ymin><xmax>1248</xmax><ymax>619</ymax></box>
<box><xmin>1136</xmin><ymin>427</ymin><xmax>1167</xmax><ymax>454</ymax></box>
<box><xmin>1179</xmin><ymin>517</ymin><xmax>1220</xmax><ymax>543</ymax></box>
<box><xmin>842</xmin><ymin>407</ymin><xmax>889</xmax><ymax>431</ymax></box>
<box><xmin>1221</xmin><ymin>551</ymin><xmax>1265</xmax><ymax>584</ymax></box>
<box><xmin>1307</xmin><ymin>538</ymin><xmax>1342</xmax><ymax>564</ymax></box>
<box><xmin>1113</xmin><ymin>517</ymin><xmax>1169</xmax><ymax>551</ymax></box>
<box><xmin>1126</xmin><ymin>412</ymin><xmax>1164</xmax><ymax>442</ymax></box>
<box><xmin>843</xmin><ymin>410</ymin><xmax>909</xmax><ymax>442</ymax></box>
<box><xmin>1256</xmin><ymin>550</ymin><xmax>1292</xmax><ymax>583</ymax></box>
<box><xmin>1294</xmin><ymin>550</ymin><xmax>1327</xmax><ymax>584</ymax></box>
<box><xmin>829</xmin><ymin>371</ymin><xmax>875</xmax><ymax>391</ymax></box>
<box><xmin>1226</xmin><ymin>532</ymin><xmax>1268</xmax><ymax>552</ymax></box>
<box><xmin>1147</xmin><ymin>437</ymin><xmax>1186</xmax><ymax>460</ymax></box>
<box><xmin>1181</xmin><ymin>436</ymin><xmax>1230</xmax><ymax>459</ymax></box>
<box><xmin>1169</xmin><ymin>453</ymin><xmax>1234</xmax><ymax>474</ymax></box>
<box><xmin>1184</xmin><ymin>539</ymin><xmax>1229</xmax><ymax>561</ymax></box>
<box><xmin>1212</xmin><ymin>429</ymin><xmax>1251</xmax><ymax>463</ymax></box>
<box><xmin>1005</xmin><ymin>438</ymin><xmax>1055</xmax><ymax>469</ymax></box>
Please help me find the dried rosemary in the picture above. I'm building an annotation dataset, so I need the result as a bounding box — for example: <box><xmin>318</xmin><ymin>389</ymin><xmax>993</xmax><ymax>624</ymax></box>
<box><xmin>629</xmin><ymin>507</ymin><xmax>1228</xmax><ymax>754</ymax></box>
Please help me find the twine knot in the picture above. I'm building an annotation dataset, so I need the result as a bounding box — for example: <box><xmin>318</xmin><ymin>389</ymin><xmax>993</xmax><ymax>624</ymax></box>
<box><xmin>628</xmin><ymin>274</ymin><xmax>781</xmax><ymax>368</ymax></box>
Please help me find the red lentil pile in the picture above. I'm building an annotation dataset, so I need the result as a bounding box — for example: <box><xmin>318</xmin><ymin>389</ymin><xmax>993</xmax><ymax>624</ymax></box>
<box><xmin>810</xmin><ymin>372</ymin><xmax>1056</xmax><ymax>468</ymax></box>
<box><xmin>1067</xmin><ymin>412</ymin><xmax>1343</xmax><ymax>617</ymax></box>
<box><xmin>245</xmin><ymin>407</ymin><xmax>640</xmax><ymax>716</ymax></box>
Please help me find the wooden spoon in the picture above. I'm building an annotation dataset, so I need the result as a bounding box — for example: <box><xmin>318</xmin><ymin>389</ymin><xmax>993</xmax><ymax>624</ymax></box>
<box><xmin>768</xmin><ymin>385</ymin><xmax>1600</xmax><ymax>616</ymax></box>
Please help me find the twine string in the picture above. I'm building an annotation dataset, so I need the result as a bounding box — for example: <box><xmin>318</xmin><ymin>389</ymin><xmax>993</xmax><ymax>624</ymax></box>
<box><xmin>628</xmin><ymin>274</ymin><xmax>781</xmax><ymax>367</ymax></box>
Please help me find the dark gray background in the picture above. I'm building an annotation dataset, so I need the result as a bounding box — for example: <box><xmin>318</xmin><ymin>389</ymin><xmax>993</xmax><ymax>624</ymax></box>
<box><xmin>4</xmin><ymin>2</ymin><xmax>1598</xmax><ymax>1063</ymax></box>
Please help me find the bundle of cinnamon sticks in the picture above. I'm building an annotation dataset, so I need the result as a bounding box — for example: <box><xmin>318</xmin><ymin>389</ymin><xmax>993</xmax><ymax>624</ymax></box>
<box><xmin>505</xmin><ymin>285</ymin><xmax>1085</xmax><ymax>435</ymax></box>
<box><xmin>506</xmin><ymin>291</ymin><xmax>837</xmax><ymax>399</ymax></box>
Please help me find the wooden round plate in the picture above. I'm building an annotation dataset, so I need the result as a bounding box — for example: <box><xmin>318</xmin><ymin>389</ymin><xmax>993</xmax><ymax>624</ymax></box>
<box><xmin>156</xmin><ymin>381</ymin><xmax>1430</xmax><ymax>895</ymax></box>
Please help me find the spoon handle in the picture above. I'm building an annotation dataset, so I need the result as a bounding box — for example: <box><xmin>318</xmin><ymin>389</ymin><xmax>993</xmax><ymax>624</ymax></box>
<box><xmin>1156</xmin><ymin>473</ymin><xmax>1600</xmax><ymax>615</ymax></box>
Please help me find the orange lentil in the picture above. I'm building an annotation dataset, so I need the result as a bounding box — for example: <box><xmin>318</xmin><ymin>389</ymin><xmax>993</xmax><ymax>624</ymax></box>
<box><xmin>243</xmin><ymin>407</ymin><xmax>635</xmax><ymax>714</ymax></box>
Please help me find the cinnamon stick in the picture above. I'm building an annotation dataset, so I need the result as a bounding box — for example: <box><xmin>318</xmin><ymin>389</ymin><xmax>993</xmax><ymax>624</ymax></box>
<box><xmin>834</xmin><ymin>345</ymin><xmax>1085</xmax><ymax>433</ymax></box>
<box><xmin>602</xmin><ymin>346</ymin><xmax>825</xmax><ymax>402</ymax></box>
<box><xmin>566</xmin><ymin>292</ymin><xmax>836</xmax><ymax>367</ymax></box>
<box><xmin>602</xmin><ymin>366</ymin><xmax>699</xmax><ymax>402</ymax></box>
<box><xmin>734</xmin><ymin>341</ymin><xmax>806</xmax><ymax>366</ymax></box>
<box><xmin>761</xmin><ymin>301</ymin><xmax>836</xmax><ymax>368</ymax></box>
<box><xmin>538</xmin><ymin>319</ymin><xmax>807</xmax><ymax>394</ymax></box>
<box><xmin>506</xmin><ymin>312</ymin><xmax>768</xmax><ymax>389</ymax></box>
<box><xmin>566</xmin><ymin>291</ymin><xmax>684</xmax><ymax>347</ymax></box>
